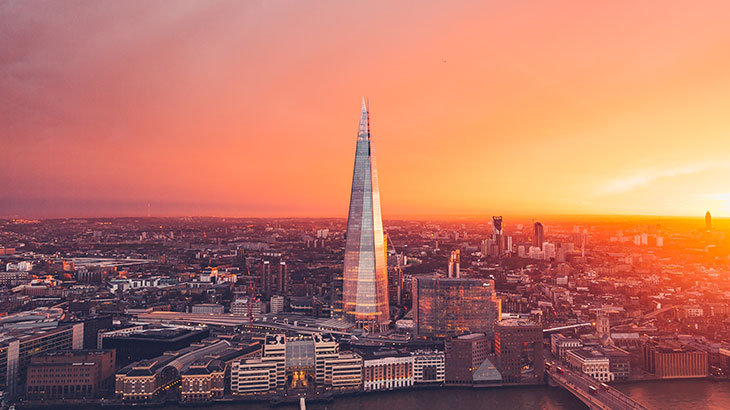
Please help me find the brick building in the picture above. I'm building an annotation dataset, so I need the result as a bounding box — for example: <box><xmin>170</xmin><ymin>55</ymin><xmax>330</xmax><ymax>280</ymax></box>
<box><xmin>494</xmin><ymin>319</ymin><xmax>544</xmax><ymax>384</ymax></box>
<box><xmin>26</xmin><ymin>350</ymin><xmax>116</xmax><ymax>400</ymax></box>
<box><xmin>444</xmin><ymin>333</ymin><xmax>489</xmax><ymax>384</ymax></box>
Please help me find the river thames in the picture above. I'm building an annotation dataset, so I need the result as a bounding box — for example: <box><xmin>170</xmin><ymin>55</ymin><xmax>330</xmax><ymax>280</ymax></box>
<box><xmin>165</xmin><ymin>379</ymin><xmax>730</xmax><ymax>410</ymax></box>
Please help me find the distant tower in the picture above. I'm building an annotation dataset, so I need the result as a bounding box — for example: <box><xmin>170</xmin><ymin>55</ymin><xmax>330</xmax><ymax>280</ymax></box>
<box><xmin>342</xmin><ymin>99</ymin><xmax>390</xmax><ymax>331</ymax></box>
<box><xmin>448</xmin><ymin>250</ymin><xmax>461</xmax><ymax>278</ymax></box>
<box><xmin>278</xmin><ymin>261</ymin><xmax>288</xmax><ymax>295</ymax></box>
<box><xmin>706</xmin><ymin>211</ymin><xmax>712</xmax><ymax>232</ymax></box>
<box><xmin>596</xmin><ymin>310</ymin><xmax>613</xmax><ymax>345</ymax></box>
<box><xmin>493</xmin><ymin>216</ymin><xmax>504</xmax><ymax>256</ymax></box>
<box><xmin>533</xmin><ymin>222</ymin><xmax>544</xmax><ymax>250</ymax></box>
<box><xmin>261</xmin><ymin>261</ymin><xmax>272</xmax><ymax>300</ymax></box>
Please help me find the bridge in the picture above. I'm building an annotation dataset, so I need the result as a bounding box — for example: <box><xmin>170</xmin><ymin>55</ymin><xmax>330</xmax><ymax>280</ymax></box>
<box><xmin>543</xmin><ymin>322</ymin><xmax>595</xmax><ymax>333</ymax></box>
<box><xmin>548</xmin><ymin>366</ymin><xmax>651</xmax><ymax>410</ymax></box>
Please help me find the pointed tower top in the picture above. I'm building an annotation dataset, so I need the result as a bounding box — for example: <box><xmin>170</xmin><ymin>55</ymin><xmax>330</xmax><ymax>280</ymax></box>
<box><xmin>358</xmin><ymin>98</ymin><xmax>370</xmax><ymax>140</ymax></box>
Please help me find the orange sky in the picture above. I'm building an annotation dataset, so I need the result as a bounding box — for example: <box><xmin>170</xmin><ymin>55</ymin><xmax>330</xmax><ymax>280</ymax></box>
<box><xmin>3</xmin><ymin>1</ymin><xmax>730</xmax><ymax>218</ymax></box>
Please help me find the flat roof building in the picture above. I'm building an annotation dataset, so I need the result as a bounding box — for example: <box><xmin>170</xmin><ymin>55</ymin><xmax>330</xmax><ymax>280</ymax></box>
<box><xmin>361</xmin><ymin>350</ymin><xmax>414</xmax><ymax>391</ymax></box>
<box><xmin>0</xmin><ymin>308</ymin><xmax>83</xmax><ymax>395</ymax></box>
<box><xmin>413</xmin><ymin>277</ymin><xmax>500</xmax><ymax>339</ymax></box>
<box><xmin>566</xmin><ymin>347</ymin><xmax>614</xmax><ymax>382</ymax></box>
<box><xmin>102</xmin><ymin>327</ymin><xmax>210</xmax><ymax>367</ymax></box>
<box><xmin>494</xmin><ymin>319</ymin><xmax>544</xmax><ymax>385</ymax></box>
<box><xmin>26</xmin><ymin>350</ymin><xmax>115</xmax><ymax>401</ymax></box>
<box><xmin>445</xmin><ymin>333</ymin><xmax>489</xmax><ymax>385</ymax></box>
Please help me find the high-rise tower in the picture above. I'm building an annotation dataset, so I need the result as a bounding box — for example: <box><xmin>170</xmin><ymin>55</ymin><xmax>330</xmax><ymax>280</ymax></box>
<box><xmin>342</xmin><ymin>99</ymin><xmax>389</xmax><ymax>332</ymax></box>
<box><xmin>534</xmin><ymin>222</ymin><xmax>544</xmax><ymax>250</ymax></box>
<box><xmin>706</xmin><ymin>211</ymin><xmax>712</xmax><ymax>232</ymax></box>
<box><xmin>448</xmin><ymin>250</ymin><xmax>460</xmax><ymax>278</ymax></box>
<box><xmin>493</xmin><ymin>216</ymin><xmax>504</xmax><ymax>256</ymax></box>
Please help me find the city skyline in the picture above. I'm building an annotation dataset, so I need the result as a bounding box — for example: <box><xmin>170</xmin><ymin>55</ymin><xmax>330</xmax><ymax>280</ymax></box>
<box><xmin>4</xmin><ymin>2</ymin><xmax>730</xmax><ymax>218</ymax></box>
<box><xmin>3</xmin><ymin>2</ymin><xmax>730</xmax><ymax>409</ymax></box>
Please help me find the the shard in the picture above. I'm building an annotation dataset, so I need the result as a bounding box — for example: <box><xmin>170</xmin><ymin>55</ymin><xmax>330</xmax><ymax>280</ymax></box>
<box><xmin>342</xmin><ymin>98</ymin><xmax>389</xmax><ymax>331</ymax></box>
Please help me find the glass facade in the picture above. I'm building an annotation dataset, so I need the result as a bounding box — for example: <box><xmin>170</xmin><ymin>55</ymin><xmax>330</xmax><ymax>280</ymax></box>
<box><xmin>414</xmin><ymin>277</ymin><xmax>500</xmax><ymax>339</ymax></box>
<box><xmin>342</xmin><ymin>99</ymin><xmax>389</xmax><ymax>328</ymax></box>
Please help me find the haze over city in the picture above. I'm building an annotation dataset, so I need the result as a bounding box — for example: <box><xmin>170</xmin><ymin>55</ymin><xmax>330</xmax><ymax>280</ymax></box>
<box><xmin>4</xmin><ymin>1</ymin><xmax>730</xmax><ymax>218</ymax></box>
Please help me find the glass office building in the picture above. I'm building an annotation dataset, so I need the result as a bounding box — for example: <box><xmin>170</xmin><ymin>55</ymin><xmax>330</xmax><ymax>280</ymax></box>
<box><xmin>342</xmin><ymin>99</ymin><xmax>389</xmax><ymax>331</ymax></box>
<box><xmin>413</xmin><ymin>277</ymin><xmax>501</xmax><ymax>339</ymax></box>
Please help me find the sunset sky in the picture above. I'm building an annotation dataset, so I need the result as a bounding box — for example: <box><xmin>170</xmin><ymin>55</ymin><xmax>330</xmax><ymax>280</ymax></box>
<box><xmin>3</xmin><ymin>1</ymin><xmax>730</xmax><ymax>218</ymax></box>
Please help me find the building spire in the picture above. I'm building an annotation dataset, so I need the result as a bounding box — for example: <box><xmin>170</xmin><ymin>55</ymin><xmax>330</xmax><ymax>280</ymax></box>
<box><xmin>358</xmin><ymin>97</ymin><xmax>369</xmax><ymax>140</ymax></box>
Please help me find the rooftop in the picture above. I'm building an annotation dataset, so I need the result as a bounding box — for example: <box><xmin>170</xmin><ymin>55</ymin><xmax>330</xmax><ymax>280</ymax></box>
<box><xmin>458</xmin><ymin>333</ymin><xmax>487</xmax><ymax>340</ymax></box>
<box><xmin>498</xmin><ymin>319</ymin><xmax>540</xmax><ymax>328</ymax></box>
<box><xmin>569</xmin><ymin>347</ymin><xmax>608</xmax><ymax>361</ymax></box>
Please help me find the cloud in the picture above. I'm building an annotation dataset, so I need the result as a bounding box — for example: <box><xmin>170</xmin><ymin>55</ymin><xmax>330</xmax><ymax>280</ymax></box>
<box><xmin>600</xmin><ymin>161</ymin><xmax>729</xmax><ymax>194</ymax></box>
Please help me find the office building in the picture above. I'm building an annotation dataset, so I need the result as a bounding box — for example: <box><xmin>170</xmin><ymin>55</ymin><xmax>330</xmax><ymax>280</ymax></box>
<box><xmin>26</xmin><ymin>350</ymin><xmax>115</xmax><ymax>400</ymax></box>
<box><xmin>566</xmin><ymin>347</ymin><xmax>614</xmax><ymax>382</ymax></box>
<box><xmin>444</xmin><ymin>333</ymin><xmax>489</xmax><ymax>384</ymax></box>
<box><xmin>313</xmin><ymin>333</ymin><xmax>338</xmax><ymax>384</ymax></box>
<box><xmin>97</xmin><ymin>325</ymin><xmax>145</xmax><ymax>349</ymax></box>
<box><xmin>74</xmin><ymin>315</ymin><xmax>113</xmax><ymax>350</ymax></box>
<box><xmin>706</xmin><ymin>211</ymin><xmax>712</xmax><ymax>231</ymax></box>
<box><xmin>324</xmin><ymin>351</ymin><xmax>363</xmax><ymax>391</ymax></box>
<box><xmin>270</xmin><ymin>295</ymin><xmax>285</xmax><ymax>314</ymax></box>
<box><xmin>231</xmin><ymin>297</ymin><xmax>262</xmax><ymax>317</ymax></box>
<box><xmin>342</xmin><ymin>99</ymin><xmax>390</xmax><ymax>331</ymax></box>
<box><xmin>413</xmin><ymin>277</ymin><xmax>500</xmax><ymax>339</ymax></box>
<box><xmin>231</xmin><ymin>358</ymin><xmax>278</xmax><ymax>396</ymax></box>
<box><xmin>362</xmin><ymin>350</ymin><xmax>414</xmax><ymax>391</ymax></box>
<box><xmin>262</xmin><ymin>334</ymin><xmax>287</xmax><ymax>389</ymax></box>
<box><xmin>261</xmin><ymin>261</ymin><xmax>272</xmax><ymax>299</ymax></box>
<box><xmin>191</xmin><ymin>304</ymin><xmax>225</xmax><ymax>314</ymax></box>
<box><xmin>494</xmin><ymin>319</ymin><xmax>544</xmax><ymax>384</ymax></box>
<box><xmin>412</xmin><ymin>350</ymin><xmax>445</xmax><ymax>385</ymax></box>
<box><xmin>231</xmin><ymin>333</ymin><xmax>357</xmax><ymax>395</ymax></box>
<box><xmin>278</xmin><ymin>261</ymin><xmax>289</xmax><ymax>295</ymax></box>
<box><xmin>643</xmin><ymin>340</ymin><xmax>708</xmax><ymax>379</ymax></box>
<box><xmin>102</xmin><ymin>327</ymin><xmax>210</xmax><ymax>367</ymax></box>
<box><xmin>533</xmin><ymin>222</ymin><xmax>544</xmax><ymax>250</ymax></box>
<box><xmin>599</xmin><ymin>345</ymin><xmax>631</xmax><ymax>381</ymax></box>
<box><xmin>551</xmin><ymin>334</ymin><xmax>583</xmax><ymax>361</ymax></box>
<box><xmin>0</xmin><ymin>309</ymin><xmax>83</xmax><ymax>395</ymax></box>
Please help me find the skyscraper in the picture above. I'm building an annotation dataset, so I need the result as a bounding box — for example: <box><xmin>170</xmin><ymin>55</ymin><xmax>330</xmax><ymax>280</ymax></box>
<box><xmin>706</xmin><ymin>211</ymin><xmax>712</xmax><ymax>232</ymax></box>
<box><xmin>493</xmin><ymin>216</ymin><xmax>503</xmax><ymax>256</ymax></box>
<box><xmin>448</xmin><ymin>250</ymin><xmax>460</xmax><ymax>278</ymax></box>
<box><xmin>533</xmin><ymin>222</ymin><xmax>544</xmax><ymax>250</ymax></box>
<box><xmin>342</xmin><ymin>99</ymin><xmax>389</xmax><ymax>331</ymax></box>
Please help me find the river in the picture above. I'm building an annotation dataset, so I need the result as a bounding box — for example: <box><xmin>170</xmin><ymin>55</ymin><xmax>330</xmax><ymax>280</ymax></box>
<box><xmin>165</xmin><ymin>379</ymin><xmax>730</xmax><ymax>410</ymax></box>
